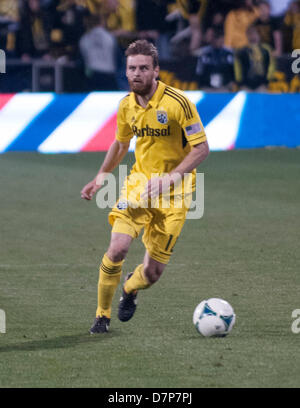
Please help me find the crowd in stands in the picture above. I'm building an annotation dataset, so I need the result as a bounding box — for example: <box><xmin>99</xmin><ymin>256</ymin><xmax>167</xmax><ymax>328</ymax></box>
<box><xmin>0</xmin><ymin>0</ymin><xmax>299</xmax><ymax>92</ymax></box>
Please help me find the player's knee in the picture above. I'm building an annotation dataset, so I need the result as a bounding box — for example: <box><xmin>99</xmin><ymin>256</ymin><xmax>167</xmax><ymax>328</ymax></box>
<box><xmin>107</xmin><ymin>246</ymin><xmax>128</xmax><ymax>262</ymax></box>
<box><xmin>144</xmin><ymin>265</ymin><xmax>163</xmax><ymax>284</ymax></box>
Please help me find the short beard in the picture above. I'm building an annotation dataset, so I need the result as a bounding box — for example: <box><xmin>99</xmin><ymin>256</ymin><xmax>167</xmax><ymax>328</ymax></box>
<box><xmin>129</xmin><ymin>80</ymin><xmax>153</xmax><ymax>96</ymax></box>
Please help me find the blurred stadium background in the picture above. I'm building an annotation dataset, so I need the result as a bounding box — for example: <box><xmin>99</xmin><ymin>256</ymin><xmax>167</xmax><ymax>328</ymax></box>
<box><xmin>1</xmin><ymin>0</ymin><xmax>300</xmax><ymax>151</ymax></box>
<box><xmin>1</xmin><ymin>0</ymin><xmax>300</xmax><ymax>389</ymax></box>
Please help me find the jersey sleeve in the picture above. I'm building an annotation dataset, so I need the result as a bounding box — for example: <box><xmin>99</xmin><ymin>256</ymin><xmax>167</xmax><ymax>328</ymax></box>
<box><xmin>175</xmin><ymin>97</ymin><xmax>207</xmax><ymax>146</ymax></box>
<box><xmin>115</xmin><ymin>98</ymin><xmax>134</xmax><ymax>143</ymax></box>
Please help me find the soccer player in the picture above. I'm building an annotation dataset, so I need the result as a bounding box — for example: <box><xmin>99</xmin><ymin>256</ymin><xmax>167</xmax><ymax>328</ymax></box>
<box><xmin>81</xmin><ymin>39</ymin><xmax>209</xmax><ymax>334</ymax></box>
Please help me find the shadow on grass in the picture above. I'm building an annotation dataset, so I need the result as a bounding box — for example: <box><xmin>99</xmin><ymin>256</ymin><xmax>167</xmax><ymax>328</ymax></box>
<box><xmin>0</xmin><ymin>330</ymin><xmax>121</xmax><ymax>353</ymax></box>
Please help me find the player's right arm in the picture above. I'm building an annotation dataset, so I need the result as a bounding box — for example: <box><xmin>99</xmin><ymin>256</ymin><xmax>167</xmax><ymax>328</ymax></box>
<box><xmin>81</xmin><ymin>97</ymin><xmax>133</xmax><ymax>201</ymax></box>
<box><xmin>81</xmin><ymin>140</ymin><xmax>130</xmax><ymax>200</ymax></box>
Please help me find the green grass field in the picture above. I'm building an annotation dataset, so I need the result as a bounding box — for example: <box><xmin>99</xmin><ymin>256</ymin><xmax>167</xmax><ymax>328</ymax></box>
<box><xmin>0</xmin><ymin>149</ymin><xmax>300</xmax><ymax>388</ymax></box>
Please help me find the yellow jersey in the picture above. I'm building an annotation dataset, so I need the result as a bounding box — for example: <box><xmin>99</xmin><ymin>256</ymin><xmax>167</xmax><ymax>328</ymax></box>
<box><xmin>115</xmin><ymin>80</ymin><xmax>206</xmax><ymax>206</ymax></box>
<box><xmin>116</xmin><ymin>80</ymin><xmax>206</xmax><ymax>177</ymax></box>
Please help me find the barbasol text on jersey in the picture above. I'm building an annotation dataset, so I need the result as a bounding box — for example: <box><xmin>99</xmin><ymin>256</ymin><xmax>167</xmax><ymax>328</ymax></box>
<box><xmin>132</xmin><ymin>125</ymin><xmax>170</xmax><ymax>137</ymax></box>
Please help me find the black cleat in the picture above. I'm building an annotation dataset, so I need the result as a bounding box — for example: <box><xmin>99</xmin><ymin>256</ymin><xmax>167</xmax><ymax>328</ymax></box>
<box><xmin>118</xmin><ymin>273</ymin><xmax>138</xmax><ymax>322</ymax></box>
<box><xmin>90</xmin><ymin>316</ymin><xmax>110</xmax><ymax>334</ymax></box>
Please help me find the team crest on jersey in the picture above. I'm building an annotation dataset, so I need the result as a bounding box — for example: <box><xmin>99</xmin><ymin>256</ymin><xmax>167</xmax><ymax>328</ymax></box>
<box><xmin>117</xmin><ymin>200</ymin><xmax>128</xmax><ymax>210</ymax></box>
<box><xmin>156</xmin><ymin>110</ymin><xmax>168</xmax><ymax>124</ymax></box>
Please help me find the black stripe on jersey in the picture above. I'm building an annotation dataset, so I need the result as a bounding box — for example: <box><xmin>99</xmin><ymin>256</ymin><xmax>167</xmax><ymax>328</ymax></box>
<box><xmin>165</xmin><ymin>87</ymin><xmax>193</xmax><ymax>119</ymax></box>
<box><xmin>164</xmin><ymin>90</ymin><xmax>190</xmax><ymax>120</ymax></box>
<box><xmin>171</xmin><ymin>89</ymin><xmax>193</xmax><ymax>119</ymax></box>
<box><xmin>165</xmin><ymin>87</ymin><xmax>193</xmax><ymax>118</ymax></box>
<box><xmin>164</xmin><ymin>88</ymin><xmax>192</xmax><ymax>119</ymax></box>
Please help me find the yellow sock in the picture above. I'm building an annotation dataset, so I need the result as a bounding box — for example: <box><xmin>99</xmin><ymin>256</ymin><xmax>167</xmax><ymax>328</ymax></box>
<box><xmin>124</xmin><ymin>264</ymin><xmax>151</xmax><ymax>294</ymax></box>
<box><xmin>96</xmin><ymin>253</ymin><xmax>123</xmax><ymax>318</ymax></box>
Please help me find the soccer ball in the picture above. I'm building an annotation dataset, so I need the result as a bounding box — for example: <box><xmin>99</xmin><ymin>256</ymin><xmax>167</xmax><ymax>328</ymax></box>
<box><xmin>193</xmin><ymin>298</ymin><xmax>236</xmax><ymax>337</ymax></box>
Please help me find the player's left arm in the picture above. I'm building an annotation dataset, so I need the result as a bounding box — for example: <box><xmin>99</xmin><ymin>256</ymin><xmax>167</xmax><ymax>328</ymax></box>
<box><xmin>169</xmin><ymin>96</ymin><xmax>209</xmax><ymax>184</ymax></box>
<box><xmin>142</xmin><ymin>97</ymin><xmax>209</xmax><ymax>199</ymax></box>
<box><xmin>169</xmin><ymin>140</ymin><xmax>209</xmax><ymax>184</ymax></box>
<box><xmin>141</xmin><ymin>141</ymin><xmax>209</xmax><ymax>199</ymax></box>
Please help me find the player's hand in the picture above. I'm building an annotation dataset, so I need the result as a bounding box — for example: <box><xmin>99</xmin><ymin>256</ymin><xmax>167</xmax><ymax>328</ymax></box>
<box><xmin>80</xmin><ymin>180</ymin><xmax>101</xmax><ymax>201</ymax></box>
<box><xmin>141</xmin><ymin>177</ymin><xmax>162</xmax><ymax>201</ymax></box>
<box><xmin>141</xmin><ymin>174</ymin><xmax>181</xmax><ymax>201</ymax></box>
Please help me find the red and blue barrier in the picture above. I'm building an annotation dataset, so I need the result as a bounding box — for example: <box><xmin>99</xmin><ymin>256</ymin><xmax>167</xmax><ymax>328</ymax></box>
<box><xmin>1</xmin><ymin>91</ymin><xmax>299</xmax><ymax>153</ymax></box>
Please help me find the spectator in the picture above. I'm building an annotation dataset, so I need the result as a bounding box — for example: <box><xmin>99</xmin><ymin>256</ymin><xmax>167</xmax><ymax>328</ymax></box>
<box><xmin>169</xmin><ymin>0</ymin><xmax>207</xmax><ymax>56</ymax></box>
<box><xmin>203</xmin><ymin>12</ymin><xmax>225</xmax><ymax>46</ymax></box>
<box><xmin>267</xmin><ymin>0</ymin><xmax>294</xmax><ymax>23</ymax></box>
<box><xmin>205</xmin><ymin>0</ymin><xmax>237</xmax><ymax>18</ymax></box>
<box><xmin>234</xmin><ymin>25</ymin><xmax>276</xmax><ymax>91</ymax></box>
<box><xmin>0</xmin><ymin>0</ymin><xmax>19</xmax><ymax>22</ymax></box>
<box><xmin>253</xmin><ymin>1</ymin><xmax>283</xmax><ymax>56</ymax></box>
<box><xmin>103</xmin><ymin>0</ymin><xmax>137</xmax><ymax>46</ymax></box>
<box><xmin>16</xmin><ymin>0</ymin><xmax>53</xmax><ymax>60</ymax></box>
<box><xmin>0</xmin><ymin>0</ymin><xmax>19</xmax><ymax>53</ymax></box>
<box><xmin>284</xmin><ymin>0</ymin><xmax>300</xmax><ymax>51</ymax></box>
<box><xmin>82</xmin><ymin>0</ymin><xmax>137</xmax><ymax>48</ymax></box>
<box><xmin>84</xmin><ymin>0</ymin><xmax>104</xmax><ymax>15</ymax></box>
<box><xmin>196</xmin><ymin>28</ymin><xmax>234</xmax><ymax>90</ymax></box>
<box><xmin>52</xmin><ymin>0</ymin><xmax>87</xmax><ymax>59</ymax></box>
<box><xmin>79</xmin><ymin>0</ymin><xmax>137</xmax><ymax>89</ymax></box>
<box><xmin>224</xmin><ymin>0</ymin><xmax>259</xmax><ymax>50</ymax></box>
<box><xmin>103</xmin><ymin>0</ymin><xmax>138</xmax><ymax>89</ymax></box>
<box><xmin>135</xmin><ymin>0</ymin><xmax>174</xmax><ymax>59</ymax></box>
<box><xmin>186</xmin><ymin>0</ymin><xmax>206</xmax><ymax>53</ymax></box>
<box><xmin>79</xmin><ymin>13</ymin><xmax>118</xmax><ymax>90</ymax></box>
